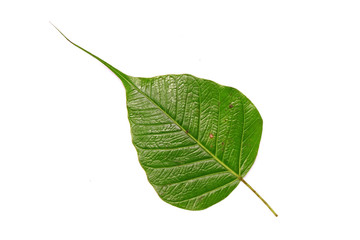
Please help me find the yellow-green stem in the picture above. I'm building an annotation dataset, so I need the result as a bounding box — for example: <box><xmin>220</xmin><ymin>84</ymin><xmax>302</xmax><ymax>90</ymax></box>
<box><xmin>241</xmin><ymin>178</ymin><xmax>278</xmax><ymax>217</ymax></box>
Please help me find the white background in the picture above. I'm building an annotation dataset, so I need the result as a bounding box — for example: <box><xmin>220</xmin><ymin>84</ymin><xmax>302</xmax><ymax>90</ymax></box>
<box><xmin>1</xmin><ymin>0</ymin><xmax>359</xmax><ymax>239</ymax></box>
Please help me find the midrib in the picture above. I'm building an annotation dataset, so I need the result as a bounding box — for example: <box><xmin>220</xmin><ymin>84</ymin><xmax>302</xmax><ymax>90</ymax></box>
<box><xmin>118</xmin><ymin>72</ymin><xmax>241</xmax><ymax>180</ymax></box>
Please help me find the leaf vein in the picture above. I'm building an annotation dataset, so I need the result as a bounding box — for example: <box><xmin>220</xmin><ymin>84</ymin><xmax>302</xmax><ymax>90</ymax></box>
<box><xmin>166</xmin><ymin>178</ymin><xmax>239</xmax><ymax>203</ymax></box>
<box><xmin>153</xmin><ymin>170</ymin><xmax>229</xmax><ymax>187</ymax></box>
<box><xmin>142</xmin><ymin>158</ymin><xmax>215</xmax><ymax>169</ymax></box>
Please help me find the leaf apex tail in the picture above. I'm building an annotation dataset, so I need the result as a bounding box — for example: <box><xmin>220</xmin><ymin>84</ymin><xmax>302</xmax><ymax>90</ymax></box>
<box><xmin>51</xmin><ymin>23</ymin><xmax>131</xmax><ymax>87</ymax></box>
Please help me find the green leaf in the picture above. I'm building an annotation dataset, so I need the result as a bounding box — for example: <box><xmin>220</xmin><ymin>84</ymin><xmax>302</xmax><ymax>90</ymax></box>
<box><xmin>52</xmin><ymin>24</ymin><xmax>277</xmax><ymax>216</ymax></box>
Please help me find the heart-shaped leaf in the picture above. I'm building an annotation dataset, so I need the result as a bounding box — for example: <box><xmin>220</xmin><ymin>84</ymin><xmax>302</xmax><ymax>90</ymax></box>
<box><xmin>53</xmin><ymin>25</ymin><xmax>277</xmax><ymax>216</ymax></box>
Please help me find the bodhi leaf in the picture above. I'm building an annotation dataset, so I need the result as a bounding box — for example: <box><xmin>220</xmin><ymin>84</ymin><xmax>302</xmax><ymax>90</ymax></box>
<box><xmin>53</xmin><ymin>25</ymin><xmax>277</xmax><ymax>216</ymax></box>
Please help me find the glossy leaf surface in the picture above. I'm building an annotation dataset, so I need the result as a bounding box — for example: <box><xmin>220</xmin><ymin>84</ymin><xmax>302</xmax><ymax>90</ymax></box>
<box><xmin>127</xmin><ymin>74</ymin><xmax>262</xmax><ymax>210</ymax></box>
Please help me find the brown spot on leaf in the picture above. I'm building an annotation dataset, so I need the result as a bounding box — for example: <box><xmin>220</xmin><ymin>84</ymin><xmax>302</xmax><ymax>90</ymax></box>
<box><xmin>185</xmin><ymin>129</ymin><xmax>189</xmax><ymax>134</ymax></box>
<box><xmin>209</xmin><ymin>133</ymin><xmax>214</xmax><ymax>139</ymax></box>
<box><xmin>221</xmin><ymin>142</ymin><xmax>224</xmax><ymax>145</ymax></box>
<box><xmin>229</xmin><ymin>104</ymin><xmax>233</xmax><ymax>109</ymax></box>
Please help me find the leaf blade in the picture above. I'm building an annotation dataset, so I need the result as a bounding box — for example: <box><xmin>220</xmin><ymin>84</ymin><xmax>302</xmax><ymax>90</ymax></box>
<box><xmin>126</xmin><ymin>75</ymin><xmax>261</xmax><ymax>209</ymax></box>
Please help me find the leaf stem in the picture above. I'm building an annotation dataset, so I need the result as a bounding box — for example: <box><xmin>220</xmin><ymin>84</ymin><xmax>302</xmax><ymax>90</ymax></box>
<box><xmin>241</xmin><ymin>178</ymin><xmax>278</xmax><ymax>217</ymax></box>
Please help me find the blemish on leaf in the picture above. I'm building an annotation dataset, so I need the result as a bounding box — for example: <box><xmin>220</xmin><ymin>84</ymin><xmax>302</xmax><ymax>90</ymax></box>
<box><xmin>209</xmin><ymin>133</ymin><xmax>214</xmax><ymax>139</ymax></box>
<box><xmin>229</xmin><ymin>104</ymin><xmax>233</xmax><ymax>109</ymax></box>
<box><xmin>186</xmin><ymin>129</ymin><xmax>189</xmax><ymax>134</ymax></box>
<box><xmin>221</xmin><ymin>142</ymin><xmax>224</xmax><ymax>145</ymax></box>
<box><xmin>174</xmin><ymin>159</ymin><xmax>186</xmax><ymax>164</ymax></box>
